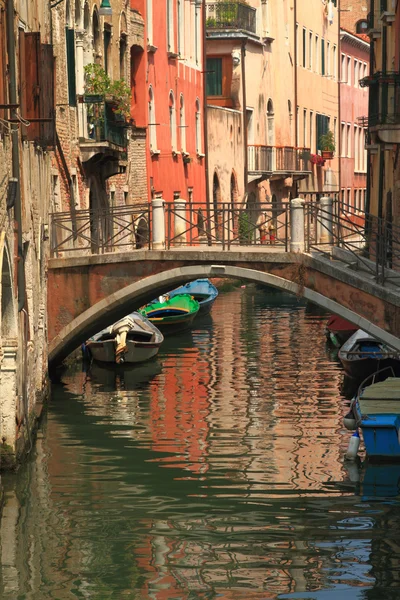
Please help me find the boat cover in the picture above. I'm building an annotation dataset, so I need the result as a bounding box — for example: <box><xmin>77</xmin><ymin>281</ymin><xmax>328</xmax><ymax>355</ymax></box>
<box><xmin>359</xmin><ymin>378</ymin><xmax>400</xmax><ymax>414</ymax></box>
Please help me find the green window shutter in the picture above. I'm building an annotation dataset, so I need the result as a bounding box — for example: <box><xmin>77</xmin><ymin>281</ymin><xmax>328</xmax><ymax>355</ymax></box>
<box><xmin>206</xmin><ymin>58</ymin><xmax>223</xmax><ymax>96</ymax></box>
<box><xmin>66</xmin><ymin>27</ymin><xmax>76</xmax><ymax>106</ymax></box>
<box><xmin>321</xmin><ymin>38</ymin><xmax>325</xmax><ymax>76</ymax></box>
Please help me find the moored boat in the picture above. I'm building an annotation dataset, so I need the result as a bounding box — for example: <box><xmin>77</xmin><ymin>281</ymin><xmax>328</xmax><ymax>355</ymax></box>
<box><xmin>325</xmin><ymin>315</ymin><xmax>358</xmax><ymax>347</ymax></box>
<box><xmin>139</xmin><ymin>293</ymin><xmax>199</xmax><ymax>334</ymax></box>
<box><xmin>84</xmin><ymin>312</ymin><xmax>164</xmax><ymax>364</ymax></box>
<box><xmin>338</xmin><ymin>329</ymin><xmax>400</xmax><ymax>380</ymax></box>
<box><xmin>167</xmin><ymin>279</ymin><xmax>218</xmax><ymax>315</ymax></box>
<box><xmin>348</xmin><ymin>368</ymin><xmax>400</xmax><ymax>459</ymax></box>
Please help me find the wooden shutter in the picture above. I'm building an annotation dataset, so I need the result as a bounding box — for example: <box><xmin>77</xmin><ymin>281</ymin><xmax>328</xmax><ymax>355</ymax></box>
<box><xmin>19</xmin><ymin>31</ymin><xmax>41</xmax><ymax>141</ymax></box>
<box><xmin>66</xmin><ymin>28</ymin><xmax>76</xmax><ymax>106</ymax></box>
<box><xmin>40</xmin><ymin>44</ymin><xmax>55</xmax><ymax>148</ymax></box>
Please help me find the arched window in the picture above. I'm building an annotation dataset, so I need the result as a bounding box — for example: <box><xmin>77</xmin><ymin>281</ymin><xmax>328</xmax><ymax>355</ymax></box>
<box><xmin>66</xmin><ymin>0</ymin><xmax>76</xmax><ymax>106</ymax></box>
<box><xmin>169</xmin><ymin>91</ymin><xmax>177</xmax><ymax>152</ymax></box>
<box><xmin>148</xmin><ymin>86</ymin><xmax>157</xmax><ymax>151</ymax></box>
<box><xmin>119</xmin><ymin>12</ymin><xmax>128</xmax><ymax>80</ymax></box>
<box><xmin>92</xmin><ymin>8</ymin><xmax>101</xmax><ymax>63</ymax></box>
<box><xmin>179</xmin><ymin>93</ymin><xmax>186</xmax><ymax>152</ymax></box>
<box><xmin>356</xmin><ymin>20</ymin><xmax>368</xmax><ymax>34</ymax></box>
<box><xmin>267</xmin><ymin>98</ymin><xmax>274</xmax><ymax>146</ymax></box>
<box><xmin>195</xmin><ymin>98</ymin><xmax>202</xmax><ymax>155</ymax></box>
<box><xmin>75</xmin><ymin>0</ymin><xmax>82</xmax><ymax>27</ymax></box>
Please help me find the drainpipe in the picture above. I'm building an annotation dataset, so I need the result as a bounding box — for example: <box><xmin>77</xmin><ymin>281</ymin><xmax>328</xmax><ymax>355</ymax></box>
<box><xmin>241</xmin><ymin>40</ymin><xmax>248</xmax><ymax>200</ymax></box>
<box><xmin>6</xmin><ymin>0</ymin><xmax>25</xmax><ymax>312</ymax></box>
<box><xmin>293</xmin><ymin>0</ymin><xmax>298</xmax><ymax>196</ymax></box>
<box><xmin>202</xmin><ymin>0</ymin><xmax>211</xmax><ymax>244</ymax></box>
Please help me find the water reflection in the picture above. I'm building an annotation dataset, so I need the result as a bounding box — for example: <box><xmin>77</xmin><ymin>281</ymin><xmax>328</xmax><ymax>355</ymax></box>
<box><xmin>1</xmin><ymin>286</ymin><xmax>400</xmax><ymax>599</ymax></box>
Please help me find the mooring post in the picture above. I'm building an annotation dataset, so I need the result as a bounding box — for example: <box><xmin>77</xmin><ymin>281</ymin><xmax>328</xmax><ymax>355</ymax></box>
<box><xmin>174</xmin><ymin>197</ymin><xmax>187</xmax><ymax>246</ymax></box>
<box><xmin>290</xmin><ymin>198</ymin><xmax>305</xmax><ymax>253</ymax></box>
<box><xmin>151</xmin><ymin>197</ymin><xmax>165</xmax><ymax>250</ymax></box>
<box><xmin>318</xmin><ymin>196</ymin><xmax>334</xmax><ymax>245</ymax></box>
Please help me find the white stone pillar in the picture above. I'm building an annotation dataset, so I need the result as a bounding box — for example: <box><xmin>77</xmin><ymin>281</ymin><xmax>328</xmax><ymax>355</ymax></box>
<box><xmin>152</xmin><ymin>198</ymin><xmax>165</xmax><ymax>250</ymax></box>
<box><xmin>290</xmin><ymin>198</ymin><xmax>305</xmax><ymax>253</ymax></box>
<box><xmin>318</xmin><ymin>196</ymin><xmax>334</xmax><ymax>245</ymax></box>
<box><xmin>174</xmin><ymin>198</ymin><xmax>187</xmax><ymax>246</ymax></box>
<box><xmin>76</xmin><ymin>30</ymin><xmax>86</xmax><ymax>139</ymax></box>
<box><xmin>0</xmin><ymin>341</ymin><xmax>18</xmax><ymax>447</ymax></box>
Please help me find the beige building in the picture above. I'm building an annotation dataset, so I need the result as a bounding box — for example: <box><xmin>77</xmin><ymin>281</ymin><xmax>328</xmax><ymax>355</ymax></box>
<box><xmin>205</xmin><ymin>0</ymin><xmax>340</xmax><ymax>227</ymax></box>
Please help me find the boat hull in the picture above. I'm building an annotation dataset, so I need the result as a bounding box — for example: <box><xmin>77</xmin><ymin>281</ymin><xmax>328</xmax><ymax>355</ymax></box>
<box><xmin>148</xmin><ymin>311</ymin><xmax>198</xmax><ymax>334</ymax></box>
<box><xmin>340</xmin><ymin>356</ymin><xmax>400</xmax><ymax>380</ymax></box>
<box><xmin>87</xmin><ymin>340</ymin><xmax>161</xmax><ymax>364</ymax></box>
<box><xmin>358</xmin><ymin>413</ymin><xmax>400</xmax><ymax>459</ymax></box>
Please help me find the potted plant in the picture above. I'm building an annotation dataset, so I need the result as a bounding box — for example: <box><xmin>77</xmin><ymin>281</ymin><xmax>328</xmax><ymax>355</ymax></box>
<box><xmin>319</xmin><ymin>130</ymin><xmax>335</xmax><ymax>159</ymax></box>
<box><xmin>84</xmin><ymin>64</ymin><xmax>131</xmax><ymax>122</ymax></box>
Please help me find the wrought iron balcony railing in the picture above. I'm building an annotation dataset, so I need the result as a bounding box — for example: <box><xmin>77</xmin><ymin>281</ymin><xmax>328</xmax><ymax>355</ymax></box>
<box><xmin>206</xmin><ymin>2</ymin><xmax>257</xmax><ymax>35</ymax></box>
<box><xmin>82</xmin><ymin>97</ymin><xmax>128</xmax><ymax>148</ymax></box>
<box><xmin>248</xmin><ymin>145</ymin><xmax>311</xmax><ymax>173</ymax></box>
<box><xmin>359</xmin><ymin>72</ymin><xmax>400</xmax><ymax>128</ymax></box>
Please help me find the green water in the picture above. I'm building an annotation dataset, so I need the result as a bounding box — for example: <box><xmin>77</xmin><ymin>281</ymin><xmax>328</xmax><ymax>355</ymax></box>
<box><xmin>1</xmin><ymin>285</ymin><xmax>400</xmax><ymax>599</ymax></box>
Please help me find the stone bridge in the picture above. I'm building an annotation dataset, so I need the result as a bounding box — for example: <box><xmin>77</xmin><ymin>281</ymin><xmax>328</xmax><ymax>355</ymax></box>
<box><xmin>47</xmin><ymin>246</ymin><xmax>400</xmax><ymax>367</ymax></box>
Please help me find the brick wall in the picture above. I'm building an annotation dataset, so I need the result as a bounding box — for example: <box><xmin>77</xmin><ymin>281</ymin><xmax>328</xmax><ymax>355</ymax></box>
<box><xmin>340</xmin><ymin>0</ymin><xmax>369</xmax><ymax>34</ymax></box>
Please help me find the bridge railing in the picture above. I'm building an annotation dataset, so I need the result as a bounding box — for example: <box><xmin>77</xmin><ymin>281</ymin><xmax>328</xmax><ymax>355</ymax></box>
<box><xmin>50</xmin><ymin>204</ymin><xmax>151</xmax><ymax>257</ymax></box>
<box><xmin>305</xmin><ymin>201</ymin><xmax>400</xmax><ymax>288</ymax></box>
<box><xmin>164</xmin><ymin>202</ymin><xmax>291</xmax><ymax>250</ymax></box>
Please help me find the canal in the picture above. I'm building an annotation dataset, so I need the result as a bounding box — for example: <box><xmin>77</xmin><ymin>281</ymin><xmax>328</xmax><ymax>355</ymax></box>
<box><xmin>1</xmin><ymin>284</ymin><xmax>400</xmax><ymax>599</ymax></box>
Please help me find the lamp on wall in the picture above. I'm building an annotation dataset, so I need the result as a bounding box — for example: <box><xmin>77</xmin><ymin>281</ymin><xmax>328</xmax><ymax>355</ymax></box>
<box><xmin>99</xmin><ymin>0</ymin><xmax>112</xmax><ymax>16</ymax></box>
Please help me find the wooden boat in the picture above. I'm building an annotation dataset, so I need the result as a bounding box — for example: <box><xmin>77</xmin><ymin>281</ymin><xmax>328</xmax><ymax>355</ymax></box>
<box><xmin>325</xmin><ymin>315</ymin><xmax>358</xmax><ymax>347</ymax></box>
<box><xmin>338</xmin><ymin>329</ymin><xmax>400</xmax><ymax>380</ymax></box>
<box><xmin>351</xmin><ymin>368</ymin><xmax>400</xmax><ymax>459</ymax></box>
<box><xmin>139</xmin><ymin>293</ymin><xmax>199</xmax><ymax>334</ymax></box>
<box><xmin>167</xmin><ymin>279</ymin><xmax>218</xmax><ymax>315</ymax></box>
<box><xmin>84</xmin><ymin>312</ymin><xmax>164</xmax><ymax>364</ymax></box>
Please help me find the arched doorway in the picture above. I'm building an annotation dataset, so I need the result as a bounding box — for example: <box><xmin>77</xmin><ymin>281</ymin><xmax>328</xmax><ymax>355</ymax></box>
<box><xmin>212</xmin><ymin>172</ymin><xmax>221</xmax><ymax>240</ymax></box>
<box><xmin>1</xmin><ymin>242</ymin><xmax>18</xmax><ymax>446</ymax></box>
<box><xmin>136</xmin><ymin>218</ymin><xmax>149</xmax><ymax>249</ymax></box>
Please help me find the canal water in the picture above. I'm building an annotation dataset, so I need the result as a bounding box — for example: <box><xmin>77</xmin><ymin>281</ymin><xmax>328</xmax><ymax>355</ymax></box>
<box><xmin>1</xmin><ymin>285</ymin><xmax>400</xmax><ymax>599</ymax></box>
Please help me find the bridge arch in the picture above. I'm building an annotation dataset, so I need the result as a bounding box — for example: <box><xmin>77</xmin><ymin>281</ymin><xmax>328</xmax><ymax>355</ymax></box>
<box><xmin>48</xmin><ymin>264</ymin><xmax>400</xmax><ymax>368</ymax></box>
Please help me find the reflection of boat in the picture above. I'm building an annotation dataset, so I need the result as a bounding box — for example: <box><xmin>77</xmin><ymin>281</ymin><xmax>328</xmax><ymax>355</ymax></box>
<box><xmin>139</xmin><ymin>294</ymin><xmax>199</xmax><ymax>335</ymax></box>
<box><xmin>325</xmin><ymin>315</ymin><xmax>357</xmax><ymax>347</ymax></box>
<box><xmin>84</xmin><ymin>312</ymin><xmax>164</xmax><ymax>364</ymax></box>
<box><xmin>352</xmin><ymin>368</ymin><xmax>400</xmax><ymax>459</ymax></box>
<box><xmin>167</xmin><ymin>279</ymin><xmax>218</xmax><ymax>315</ymax></box>
<box><xmin>360</xmin><ymin>462</ymin><xmax>400</xmax><ymax>497</ymax></box>
<box><xmin>88</xmin><ymin>359</ymin><xmax>162</xmax><ymax>391</ymax></box>
<box><xmin>338</xmin><ymin>329</ymin><xmax>400</xmax><ymax>380</ymax></box>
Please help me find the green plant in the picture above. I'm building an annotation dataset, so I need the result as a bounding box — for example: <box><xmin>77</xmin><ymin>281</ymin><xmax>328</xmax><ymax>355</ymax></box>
<box><xmin>84</xmin><ymin>64</ymin><xmax>131</xmax><ymax>120</ymax></box>
<box><xmin>238</xmin><ymin>211</ymin><xmax>252</xmax><ymax>243</ymax></box>
<box><xmin>319</xmin><ymin>129</ymin><xmax>335</xmax><ymax>153</ymax></box>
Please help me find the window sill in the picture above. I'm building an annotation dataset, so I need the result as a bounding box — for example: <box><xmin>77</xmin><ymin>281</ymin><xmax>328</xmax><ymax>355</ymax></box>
<box><xmin>167</xmin><ymin>51</ymin><xmax>179</xmax><ymax>59</ymax></box>
<box><xmin>197</xmin><ymin>152</ymin><xmax>205</xmax><ymax>159</ymax></box>
<box><xmin>150</xmin><ymin>149</ymin><xmax>160</xmax><ymax>156</ymax></box>
<box><xmin>147</xmin><ymin>44</ymin><xmax>157</xmax><ymax>53</ymax></box>
<box><xmin>172</xmin><ymin>150</ymin><xmax>180</xmax><ymax>157</ymax></box>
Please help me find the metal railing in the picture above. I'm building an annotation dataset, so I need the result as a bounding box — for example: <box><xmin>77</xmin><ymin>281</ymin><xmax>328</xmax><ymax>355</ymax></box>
<box><xmin>81</xmin><ymin>97</ymin><xmax>127</xmax><ymax>147</ymax></box>
<box><xmin>50</xmin><ymin>204</ymin><xmax>150</xmax><ymax>256</ymax></box>
<box><xmin>205</xmin><ymin>2</ymin><xmax>257</xmax><ymax>34</ymax></box>
<box><xmin>248</xmin><ymin>146</ymin><xmax>311</xmax><ymax>173</ymax></box>
<box><xmin>165</xmin><ymin>202</ymin><xmax>290</xmax><ymax>250</ymax></box>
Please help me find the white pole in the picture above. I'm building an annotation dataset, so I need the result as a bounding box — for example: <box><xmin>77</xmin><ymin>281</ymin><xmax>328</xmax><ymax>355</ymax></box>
<box><xmin>290</xmin><ymin>198</ymin><xmax>305</xmax><ymax>253</ymax></box>
<box><xmin>174</xmin><ymin>198</ymin><xmax>187</xmax><ymax>246</ymax></box>
<box><xmin>319</xmin><ymin>196</ymin><xmax>334</xmax><ymax>245</ymax></box>
<box><xmin>151</xmin><ymin>198</ymin><xmax>165</xmax><ymax>250</ymax></box>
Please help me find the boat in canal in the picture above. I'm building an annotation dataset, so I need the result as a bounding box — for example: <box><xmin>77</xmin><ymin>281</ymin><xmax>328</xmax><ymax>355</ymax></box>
<box><xmin>139</xmin><ymin>293</ymin><xmax>199</xmax><ymax>334</ymax></box>
<box><xmin>83</xmin><ymin>312</ymin><xmax>164</xmax><ymax>364</ymax></box>
<box><xmin>167</xmin><ymin>279</ymin><xmax>218</xmax><ymax>315</ymax></box>
<box><xmin>350</xmin><ymin>368</ymin><xmax>400</xmax><ymax>460</ymax></box>
<box><xmin>338</xmin><ymin>329</ymin><xmax>400</xmax><ymax>380</ymax></box>
<box><xmin>325</xmin><ymin>315</ymin><xmax>358</xmax><ymax>347</ymax></box>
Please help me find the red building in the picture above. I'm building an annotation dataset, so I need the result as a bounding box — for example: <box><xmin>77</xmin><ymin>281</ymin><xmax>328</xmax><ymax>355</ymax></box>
<box><xmin>131</xmin><ymin>0</ymin><xmax>206</xmax><ymax>211</ymax></box>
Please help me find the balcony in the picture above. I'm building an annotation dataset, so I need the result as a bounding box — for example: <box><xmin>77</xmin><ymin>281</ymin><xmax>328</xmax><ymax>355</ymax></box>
<box><xmin>206</xmin><ymin>2</ymin><xmax>257</xmax><ymax>36</ymax></box>
<box><xmin>380</xmin><ymin>0</ymin><xmax>395</xmax><ymax>23</ymax></box>
<box><xmin>248</xmin><ymin>145</ymin><xmax>311</xmax><ymax>180</ymax></box>
<box><xmin>366</xmin><ymin>10</ymin><xmax>381</xmax><ymax>39</ymax></box>
<box><xmin>359</xmin><ymin>72</ymin><xmax>400</xmax><ymax>143</ymax></box>
<box><xmin>78</xmin><ymin>97</ymin><xmax>128</xmax><ymax>162</ymax></box>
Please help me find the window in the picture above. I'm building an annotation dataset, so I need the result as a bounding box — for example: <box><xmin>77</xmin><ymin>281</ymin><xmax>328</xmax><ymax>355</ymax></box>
<box><xmin>347</xmin><ymin>124</ymin><xmax>351</xmax><ymax>157</ymax></box>
<box><xmin>309</xmin><ymin>31</ymin><xmax>312</xmax><ymax>69</ymax></box>
<box><xmin>195</xmin><ymin>0</ymin><xmax>201</xmax><ymax>65</ymax></box>
<box><xmin>341</xmin><ymin>53</ymin><xmax>346</xmax><ymax>82</ymax></box>
<box><xmin>206</xmin><ymin>57</ymin><xmax>223</xmax><ymax>96</ymax></box>
<box><xmin>309</xmin><ymin>110</ymin><xmax>313</xmax><ymax>151</ymax></box>
<box><xmin>321</xmin><ymin>38</ymin><xmax>325</xmax><ymax>76</ymax></box>
<box><xmin>354</xmin><ymin>60</ymin><xmax>359</xmax><ymax>88</ymax></box>
<box><xmin>354</xmin><ymin>125</ymin><xmax>359</xmax><ymax>170</ymax></box>
<box><xmin>148</xmin><ymin>86</ymin><xmax>157</xmax><ymax>151</ymax></box>
<box><xmin>347</xmin><ymin>56</ymin><xmax>351</xmax><ymax>85</ymax></box>
<box><xmin>177</xmin><ymin>0</ymin><xmax>184</xmax><ymax>56</ymax></box>
<box><xmin>119</xmin><ymin>33</ymin><xmax>127</xmax><ymax>80</ymax></box>
<box><xmin>146</xmin><ymin>0</ymin><xmax>153</xmax><ymax>45</ymax></box>
<box><xmin>303</xmin><ymin>109</ymin><xmax>307</xmax><ymax>147</ymax></box>
<box><xmin>333</xmin><ymin>45</ymin><xmax>337</xmax><ymax>80</ymax></box>
<box><xmin>327</xmin><ymin>41</ymin><xmax>331</xmax><ymax>76</ymax></box>
<box><xmin>341</xmin><ymin>122</ymin><xmax>346</xmax><ymax>157</ymax></box>
<box><xmin>195</xmin><ymin>98</ymin><xmax>202</xmax><ymax>155</ymax></box>
<box><xmin>169</xmin><ymin>91</ymin><xmax>177</xmax><ymax>151</ymax></box>
<box><xmin>356</xmin><ymin>20</ymin><xmax>368</xmax><ymax>34</ymax></box>
<box><xmin>104</xmin><ymin>25</ymin><xmax>111</xmax><ymax>76</ymax></box>
<box><xmin>296</xmin><ymin>23</ymin><xmax>299</xmax><ymax>65</ymax></box>
<box><xmin>333</xmin><ymin>117</ymin><xmax>337</xmax><ymax>150</ymax></box>
<box><xmin>167</xmin><ymin>0</ymin><xmax>175</xmax><ymax>53</ymax></box>
<box><xmin>179</xmin><ymin>93</ymin><xmax>186</xmax><ymax>152</ymax></box>
<box><xmin>267</xmin><ymin>99</ymin><xmax>274</xmax><ymax>145</ymax></box>
<box><xmin>246</xmin><ymin>108</ymin><xmax>254</xmax><ymax>144</ymax></box>
<box><xmin>316</xmin><ymin>113</ymin><xmax>329</xmax><ymax>151</ymax></box>
<box><xmin>302</xmin><ymin>28</ymin><xmax>306</xmax><ymax>68</ymax></box>
<box><xmin>315</xmin><ymin>35</ymin><xmax>319</xmax><ymax>73</ymax></box>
